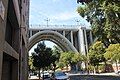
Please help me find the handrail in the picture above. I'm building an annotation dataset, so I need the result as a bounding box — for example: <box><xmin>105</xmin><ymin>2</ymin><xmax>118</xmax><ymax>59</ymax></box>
<box><xmin>29</xmin><ymin>24</ymin><xmax>91</xmax><ymax>30</ymax></box>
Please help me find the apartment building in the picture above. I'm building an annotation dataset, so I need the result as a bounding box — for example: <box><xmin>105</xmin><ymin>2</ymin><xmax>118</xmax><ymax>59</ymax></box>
<box><xmin>0</xmin><ymin>0</ymin><xmax>29</xmax><ymax>80</ymax></box>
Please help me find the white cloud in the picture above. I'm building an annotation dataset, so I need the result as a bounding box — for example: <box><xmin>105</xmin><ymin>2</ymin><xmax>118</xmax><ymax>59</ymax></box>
<box><xmin>49</xmin><ymin>11</ymin><xmax>80</xmax><ymax>21</ymax></box>
<box><xmin>47</xmin><ymin>11</ymin><xmax>91</xmax><ymax>27</ymax></box>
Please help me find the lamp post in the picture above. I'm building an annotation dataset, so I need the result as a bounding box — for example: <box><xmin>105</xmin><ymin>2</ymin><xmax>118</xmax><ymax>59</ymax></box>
<box><xmin>44</xmin><ymin>18</ymin><xmax>50</xmax><ymax>27</ymax></box>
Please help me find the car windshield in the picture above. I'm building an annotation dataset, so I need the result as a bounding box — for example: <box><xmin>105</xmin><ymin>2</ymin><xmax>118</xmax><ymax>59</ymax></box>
<box><xmin>55</xmin><ymin>72</ymin><xmax>66</xmax><ymax>76</ymax></box>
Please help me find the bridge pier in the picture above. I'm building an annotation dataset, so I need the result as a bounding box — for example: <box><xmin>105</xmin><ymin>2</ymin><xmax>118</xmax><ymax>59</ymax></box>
<box><xmin>63</xmin><ymin>31</ymin><xmax>65</xmax><ymax>36</ymax></box>
<box><xmin>90</xmin><ymin>31</ymin><xmax>93</xmax><ymax>44</ymax></box>
<box><xmin>84</xmin><ymin>29</ymin><xmax>88</xmax><ymax>54</ymax></box>
<box><xmin>30</xmin><ymin>30</ymin><xmax>32</xmax><ymax>37</ymax></box>
<box><xmin>78</xmin><ymin>29</ymin><xmax>81</xmax><ymax>53</ymax></box>
<box><xmin>79</xmin><ymin>28</ymin><xmax>86</xmax><ymax>55</ymax></box>
<box><xmin>70</xmin><ymin>31</ymin><xmax>74</xmax><ymax>45</ymax></box>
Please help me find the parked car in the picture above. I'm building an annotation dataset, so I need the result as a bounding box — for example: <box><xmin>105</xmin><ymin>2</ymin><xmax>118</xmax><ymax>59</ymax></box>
<box><xmin>51</xmin><ymin>71</ymin><xmax>69</xmax><ymax>80</ymax></box>
<box><xmin>41</xmin><ymin>71</ymin><xmax>51</xmax><ymax>80</ymax></box>
<box><xmin>115</xmin><ymin>70</ymin><xmax>120</xmax><ymax>75</ymax></box>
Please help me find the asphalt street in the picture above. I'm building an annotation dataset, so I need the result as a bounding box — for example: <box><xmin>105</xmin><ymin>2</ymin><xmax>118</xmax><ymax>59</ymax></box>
<box><xmin>29</xmin><ymin>72</ymin><xmax>120</xmax><ymax>80</ymax></box>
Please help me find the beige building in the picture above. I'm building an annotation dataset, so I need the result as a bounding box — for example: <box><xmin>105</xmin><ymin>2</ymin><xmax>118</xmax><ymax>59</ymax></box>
<box><xmin>0</xmin><ymin>0</ymin><xmax>29</xmax><ymax>80</ymax></box>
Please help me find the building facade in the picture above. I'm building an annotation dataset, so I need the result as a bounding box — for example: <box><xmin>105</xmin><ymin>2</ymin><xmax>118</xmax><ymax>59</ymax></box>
<box><xmin>0</xmin><ymin>0</ymin><xmax>29</xmax><ymax>80</ymax></box>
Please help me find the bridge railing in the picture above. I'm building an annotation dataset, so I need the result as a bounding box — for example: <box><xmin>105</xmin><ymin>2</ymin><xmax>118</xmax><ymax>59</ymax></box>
<box><xmin>29</xmin><ymin>24</ymin><xmax>89</xmax><ymax>30</ymax></box>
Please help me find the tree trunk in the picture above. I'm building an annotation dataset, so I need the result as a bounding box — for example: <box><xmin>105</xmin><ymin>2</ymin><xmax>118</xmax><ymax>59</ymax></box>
<box><xmin>38</xmin><ymin>68</ymin><xmax>40</xmax><ymax>80</ymax></box>
<box><xmin>75</xmin><ymin>64</ymin><xmax>78</xmax><ymax>72</ymax></box>
<box><xmin>85</xmin><ymin>61</ymin><xmax>89</xmax><ymax>74</ymax></box>
<box><xmin>115</xmin><ymin>61</ymin><xmax>118</xmax><ymax>72</ymax></box>
<box><xmin>42</xmin><ymin>69</ymin><xmax>44</xmax><ymax>80</ymax></box>
<box><xmin>104</xmin><ymin>61</ymin><xmax>107</xmax><ymax>72</ymax></box>
<box><xmin>96</xmin><ymin>65</ymin><xmax>99</xmax><ymax>73</ymax></box>
<box><xmin>93</xmin><ymin>66</ymin><xmax>96</xmax><ymax>74</ymax></box>
<box><xmin>53</xmin><ymin>63</ymin><xmax>56</xmax><ymax>72</ymax></box>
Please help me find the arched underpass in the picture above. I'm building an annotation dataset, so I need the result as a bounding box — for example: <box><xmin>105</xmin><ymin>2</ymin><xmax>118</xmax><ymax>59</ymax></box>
<box><xmin>28</xmin><ymin>30</ymin><xmax>78</xmax><ymax>53</ymax></box>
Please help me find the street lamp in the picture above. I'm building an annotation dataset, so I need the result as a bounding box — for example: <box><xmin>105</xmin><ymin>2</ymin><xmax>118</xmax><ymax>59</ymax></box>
<box><xmin>44</xmin><ymin>18</ymin><xmax>50</xmax><ymax>27</ymax></box>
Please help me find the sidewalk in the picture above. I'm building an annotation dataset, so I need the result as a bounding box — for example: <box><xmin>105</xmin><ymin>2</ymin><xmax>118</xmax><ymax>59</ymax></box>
<box><xmin>68</xmin><ymin>71</ymin><xmax>120</xmax><ymax>76</ymax></box>
<box><xmin>91</xmin><ymin>72</ymin><xmax>120</xmax><ymax>76</ymax></box>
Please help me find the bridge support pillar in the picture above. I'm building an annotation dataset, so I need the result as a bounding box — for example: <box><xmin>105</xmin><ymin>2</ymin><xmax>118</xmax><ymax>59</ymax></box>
<box><xmin>30</xmin><ymin>30</ymin><xmax>32</xmax><ymax>37</ymax></box>
<box><xmin>70</xmin><ymin>31</ymin><xmax>73</xmax><ymax>45</ymax></box>
<box><xmin>63</xmin><ymin>31</ymin><xmax>65</xmax><ymax>36</ymax></box>
<box><xmin>84</xmin><ymin>29</ymin><xmax>88</xmax><ymax>54</ymax></box>
<box><xmin>90</xmin><ymin>31</ymin><xmax>93</xmax><ymax>44</ymax></box>
<box><xmin>78</xmin><ymin>30</ymin><xmax>81</xmax><ymax>52</ymax></box>
<box><xmin>79</xmin><ymin>29</ymin><xmax>85</xmax><ymax>55</ymax></box>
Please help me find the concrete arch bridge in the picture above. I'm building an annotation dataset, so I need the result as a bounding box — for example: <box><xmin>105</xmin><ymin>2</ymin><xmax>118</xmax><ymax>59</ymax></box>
<box><xmin>28</xmin><ymin>25</ymin><xmax>93</xmax><ymax>55</ymax></box>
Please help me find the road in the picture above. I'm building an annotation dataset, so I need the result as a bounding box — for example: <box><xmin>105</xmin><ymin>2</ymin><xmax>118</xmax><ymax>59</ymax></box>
<box><xmin>29</xmin><ymin>73</ymin><xmax>120</xmax><ymax>80</ymax></box>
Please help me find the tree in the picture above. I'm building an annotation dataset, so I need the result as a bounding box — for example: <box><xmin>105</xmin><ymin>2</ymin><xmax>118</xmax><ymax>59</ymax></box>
<box><xmin>28</xmin><ymin>56</ymin><xmax>36</xmax><ymax>73</ymax></box>
<box><xmin>57</xmin><ymin>62</ymin><xmax>65</xmax><ymax>69</ymax></box>
<box><xmin>59</xmin><ymin>52</ymin><xmax>74</xmax><ymax>67</ymax></box>
<box><xmin>77</xmin><ymin>0</ymin><xmax>120</xmax><ymax>47</ymax></box>
<box><xmin>52</xmin><ymin>45</ymin><xmax>61</xmax><ymax>61</ymax></box>
<box><xmin>32</xmin><ymin>42</ymin><xmax>55</xmax><ymax>80</ymax></box>
<box><xmin>88</xmin><ymin>41</ymin><xmax>106</xmax><ymax>73</ymax></box>
<box><xmin>72</xmin><ymin>53</ymin><xmax>83</xmax><ymax>64</ymax></box>
<box><xmin>104</xmin><ymin>44</ymin><xmax>120</xmax><ymax>71</ymax></box>
<box><xmin>51</xmin><ymin>45</ymin><xmax>62</xmax><ymax>71</ymax></box>
<box><xmin>59</xmin><ymin>52</ymin><xmax>83</xmax><ymax>71</ymax></box>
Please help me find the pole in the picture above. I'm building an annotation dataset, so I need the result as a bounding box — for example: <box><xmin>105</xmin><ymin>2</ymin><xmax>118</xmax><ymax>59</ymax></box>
<box><xmin>44</xmin><ymin>18</ymin><xmax>50</xmax><ymax>27</ymax></box>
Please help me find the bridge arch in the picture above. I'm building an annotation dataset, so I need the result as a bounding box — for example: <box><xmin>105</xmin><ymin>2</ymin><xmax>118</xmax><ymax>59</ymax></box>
<box><xmin>28</xmin><ymin>30</ymin><xmax>78</xmax><ymax>53</ymax></box>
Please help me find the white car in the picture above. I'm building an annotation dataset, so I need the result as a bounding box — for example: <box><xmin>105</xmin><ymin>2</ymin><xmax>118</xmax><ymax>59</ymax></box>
<box><xmin>41</xmin><ymin>71</ymin><xmax>51</xmax><ymax>80</ymax></box>
<box><xmin>115</xmin><ymin>70</ymin><xmax>120</xmax><ymax>75</ymax></box>
<box><xmin>51</xmin><ymin>71</ymin><xmax>69</xmax><ymax>80</ymax></box>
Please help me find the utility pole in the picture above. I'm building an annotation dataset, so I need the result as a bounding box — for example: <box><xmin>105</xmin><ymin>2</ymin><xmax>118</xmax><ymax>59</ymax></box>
<box><xmin>44</xmin><ymin>18</ymin><xmax>50</xmax><ymax>27</ymax></box>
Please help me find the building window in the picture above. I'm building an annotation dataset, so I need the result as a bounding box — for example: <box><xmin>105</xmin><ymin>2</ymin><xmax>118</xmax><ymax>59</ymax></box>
<box><xmin>5</xmin><ymin>0</ymin><xmax>20</xmax><ymax>53</ymax></box>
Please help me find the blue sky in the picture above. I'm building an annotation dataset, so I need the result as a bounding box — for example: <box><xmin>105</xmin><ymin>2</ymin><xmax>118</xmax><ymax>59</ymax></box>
<box><xmin>29</xmin><ymin>41</ymin><xmax>57</xmax><ymax>56</ymax></box>
<box><xmin>29</xmin><ymin>0</ymin><xmax>90</xmax><ymax>54</ymax></box>
<box><xmin>29</xmin><ymin>0</ymin><xmax>85</xmax><ymax>25</ymax></box>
